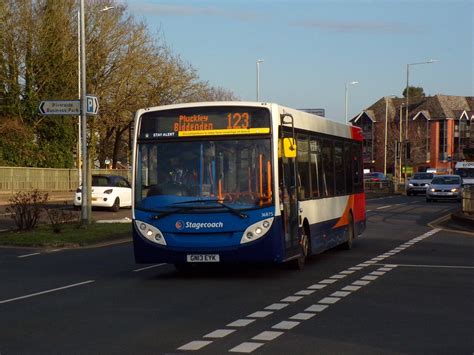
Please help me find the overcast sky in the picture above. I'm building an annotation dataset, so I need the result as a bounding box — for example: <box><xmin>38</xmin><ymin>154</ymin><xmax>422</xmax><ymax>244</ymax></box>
<box><xmin>128</xmin><ymin>0</ymin><xmax>473</xmax><ymax>123</ymax></box>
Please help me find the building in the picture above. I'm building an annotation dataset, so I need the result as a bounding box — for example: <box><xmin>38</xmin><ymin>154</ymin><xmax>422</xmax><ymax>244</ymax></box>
<box><xmin>351</xmin><ymin>94</ymin><xmax>474</xmax><ymax>177</ymax></box>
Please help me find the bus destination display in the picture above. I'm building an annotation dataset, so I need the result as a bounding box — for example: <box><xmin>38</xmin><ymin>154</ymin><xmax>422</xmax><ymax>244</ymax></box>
<box><xmin>139</xmin><ymin>106</ymin><xmax>270</xmax><ymax>139</ymax></box>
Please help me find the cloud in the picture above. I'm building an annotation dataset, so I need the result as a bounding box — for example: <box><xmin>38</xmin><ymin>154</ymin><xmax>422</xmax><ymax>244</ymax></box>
<box><xmin>130</xmin><ymin>3</ymin><xmax>260</xmax><ymax>22</ymax></box>
<box><xmin>289</xmin><ymin>20</ymin><xmax>421</xmax><ymax>34</ymax></box>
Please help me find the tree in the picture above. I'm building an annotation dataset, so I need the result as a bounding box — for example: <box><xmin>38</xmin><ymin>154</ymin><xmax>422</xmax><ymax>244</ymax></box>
<box><xmin>402</xmin><ymin>86</ymin><xmax>425</xmax><ymax>98</ymax></box>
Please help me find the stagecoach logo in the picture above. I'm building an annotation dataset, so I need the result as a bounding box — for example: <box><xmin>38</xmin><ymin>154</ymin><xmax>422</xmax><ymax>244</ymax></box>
<box><xmin>175</xmin><ymin>220</ymin><xmax>184</xmax><ymax>230</ymax></box>
<box><xmin>175</xmin><ymin>220</ymin><xmax>224</xmax><ymax>230</ymax></box>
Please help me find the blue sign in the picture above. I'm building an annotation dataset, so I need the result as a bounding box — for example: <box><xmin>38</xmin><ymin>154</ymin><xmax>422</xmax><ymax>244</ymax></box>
<box><xmin>86</xmin><ymin>95</ymin><xmax>99</xmax><ymax>115</ymax></box>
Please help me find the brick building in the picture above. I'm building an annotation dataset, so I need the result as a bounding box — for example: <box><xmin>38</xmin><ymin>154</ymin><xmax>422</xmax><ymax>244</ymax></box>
<box><xmin>351</xmin><ymin>95</ymin><xmax>474</xmax><ymax>177</ymax></box>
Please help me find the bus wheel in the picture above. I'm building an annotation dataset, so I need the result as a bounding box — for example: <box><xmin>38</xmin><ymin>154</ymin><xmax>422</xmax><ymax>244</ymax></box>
<box><xmin>342</xmin><ymin>214</ymin><xmax>355</xmax><ymax>250</ymax></box>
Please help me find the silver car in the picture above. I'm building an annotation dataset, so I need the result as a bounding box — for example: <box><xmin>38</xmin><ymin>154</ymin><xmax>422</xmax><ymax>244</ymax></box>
<box><xmin>426</xmin><ymin>175</ymin><xmax>463</xmax><ymax>202</ymax></box>
<box><xmin>406</xmin><ymin>172</ymin><xmax>434</xmax><ymax>196</ymax></box>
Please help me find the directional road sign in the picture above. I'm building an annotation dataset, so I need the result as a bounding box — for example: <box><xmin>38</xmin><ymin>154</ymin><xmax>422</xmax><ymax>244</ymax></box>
<box><xmin>39</xmin><ymin>100</ymin><xmax>80</xmax><ymax>115</ymax></box>
<box><xmin>86</xmin><ymin>95</ymin><xmax>99</xmax><ymax>115</ymax></box>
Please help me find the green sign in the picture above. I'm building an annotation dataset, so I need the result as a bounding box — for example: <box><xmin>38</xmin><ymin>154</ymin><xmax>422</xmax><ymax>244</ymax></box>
<box><xmin>402</xmin><ymin>166</ymin><xmax>414</xmax><ymax>174</ymax></box>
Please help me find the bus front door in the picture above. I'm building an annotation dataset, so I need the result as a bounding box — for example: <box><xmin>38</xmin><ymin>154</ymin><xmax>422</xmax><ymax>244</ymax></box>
<box><xmin>280</xmin><ymin>152</ymin><xmax>300</xmax><ymax>256</ymax></box>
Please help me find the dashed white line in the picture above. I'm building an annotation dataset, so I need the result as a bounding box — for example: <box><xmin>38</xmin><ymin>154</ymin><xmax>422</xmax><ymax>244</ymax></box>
<box><xmin>305</xmin><ymin>304</ymin><xmax>329</xmax><ymax>312</ymax></box>
<box><xmin>133</xmin><ymin>263</ymin><xmax>166</xmax><ymax>272</ymax></box>
<box><xmin>361</xmin><ymin>275</ymin><xmax>379</xmax><ymax>281</ymax></box>
<box><xmin>265</xmin><ymin>303</ymin><xmax>288</xmax><ymax>310</ymax></box>
<box><xmin>252</xmin><ymin>331</ymin><xmax>283</xmax><ymax>341</ymax></box>
<box><xmin>308</xmin><ymin>284</ymin><xmax>327</xmax><ymax>290</ymax></box>
<box><xmin>319</xmin><ymin>278</ymin><xmax>338</xmax><ymax>284</ymax></box>
<box><xmin>204</xmin><ymin>329</ymin><xmax>235</xmax><ymax>338</ymax></box>
<box><xmin>17</xmin><ymin>252</ymin><xmax>41</xmax><ymax>258</ymax></box>
<box><xmin>227</xmin><ymin>319</ymin><xmax>255</xmax><ymax>327</ymax></box>
<box><xmin>290</xmin><ymin>312</ymin><xmax>315</xmax><ymax>320</ymax></box>
<box><xmin>247</xmin><ymin>311</ymin><xmax>273</xmax><ymax>318</ymax></box>
<box><xmin>342</xmin><ymin>285</ymin><xmax>361</xmax><ymax>291</ymax></box>
<box><xmin>376</xmin><ymin>205</ymin><xmax>392</xmax><ymax>210</ymax></box>
<box><xmin>318</xmin><ymin>297</ymin><xmax>340</xmax><ymax>304</ymax></box>
<box><xmin>331</xmin><ymin>291</ymin><xmax>351</xmax><ymax>298</ymax></box>
<box><xmin>295</xmin><ymin>290</ymin><xmax>315</xmax><ymax>296</ymax></box>
<box><xmin>281</xmin><ymin>296</ymin><xmax>303</xmax><ymax>303</ymax></box>
<box><xmin>0</xmin><ymin>280</ymin><xmax>95</xmax><ymax>304</ymax></box>
<box><xmin>272</xmin><ymin>320</ymin><xmax>300</xmax><ymax>330</ymax></box>
<box><xmin>352</xmin><ymin>280</ymin><xmax>371</xmax><ymax>286</ymax></box>
<box><xmin>229</xmin><ymin>342</ymin><xmax>264</xmax><ymax>353</ymax></box>
<box><xmin>178</xmin><ymin>340</ymin><xmax>213</xmax><ymax>351</ymax></box>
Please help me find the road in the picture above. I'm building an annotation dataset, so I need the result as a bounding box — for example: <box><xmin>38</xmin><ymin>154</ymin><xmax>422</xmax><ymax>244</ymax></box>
<box><xmin>0</xmin><ymin>195</ymin><xmax>473</xmax><ymax>354</ymax></box>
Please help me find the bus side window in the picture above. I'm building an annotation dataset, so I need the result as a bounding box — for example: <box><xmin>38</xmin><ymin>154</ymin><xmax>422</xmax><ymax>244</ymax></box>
<box><xmin>297</xmin><ymin>135</ymin><xmax>310</xmax><ymax>199</ymax></box>
<box><xmin>322</xmin><ymin>139</ymin><xmax>334</xmax><ymax>197</ymax></box>
<box><xmin>310</xmin><ymin>138</ymin><xmax>322</xmax><ymax>198</ymax></box>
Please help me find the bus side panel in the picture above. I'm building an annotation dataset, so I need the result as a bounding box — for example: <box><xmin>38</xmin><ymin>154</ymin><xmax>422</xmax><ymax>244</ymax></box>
<box><xmin>353</xmin><ymin>192</ymin><xmax>366</xmax><ymax>235</ymax></box>
<box><xmin>308</xmin><ymin>217</ymin><xmax>348</xmax><ymax>255</ymax></box>
<box><xmin>133</xmin><ymin>218</ymin><xmax>286</xmax><ymax>264</ymax></box>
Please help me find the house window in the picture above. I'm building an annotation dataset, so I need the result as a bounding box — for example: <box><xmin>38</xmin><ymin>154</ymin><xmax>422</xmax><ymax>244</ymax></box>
<box><xmin>438</xmin><ymin>121</ymin><xmax>447</xmax><ymax>161</ymax></box>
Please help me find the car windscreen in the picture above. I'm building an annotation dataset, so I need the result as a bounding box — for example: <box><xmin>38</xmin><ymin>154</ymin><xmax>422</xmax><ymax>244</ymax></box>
<box><xmin>431</xmin><ymin>177</ymin><xmax>460</xmax><ymax>185</ymax></box>
<box><xmin>413</xmin><ymin>173</ymin><xmax>434</xmax><ymax>180</ymax></box>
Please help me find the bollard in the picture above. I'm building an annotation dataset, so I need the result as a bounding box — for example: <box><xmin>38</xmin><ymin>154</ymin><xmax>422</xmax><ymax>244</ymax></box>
<box><xmin>462</xmin><ymin>185</ymin><xmax>474</xmax><ymax>214</ymax></box>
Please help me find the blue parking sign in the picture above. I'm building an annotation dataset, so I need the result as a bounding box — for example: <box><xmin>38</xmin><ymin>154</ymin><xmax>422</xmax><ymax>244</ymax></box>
<box><xmin>86</xmin><ymin>95</ymin><xmax>99</xmax><ymax>115</ymax></box>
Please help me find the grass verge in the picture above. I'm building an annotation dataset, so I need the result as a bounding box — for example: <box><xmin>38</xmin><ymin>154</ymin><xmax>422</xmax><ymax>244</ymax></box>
<box><xmin>0</xmin><ymin>222</ymin><xmax>131</xmax><ymax>248</ymax></box>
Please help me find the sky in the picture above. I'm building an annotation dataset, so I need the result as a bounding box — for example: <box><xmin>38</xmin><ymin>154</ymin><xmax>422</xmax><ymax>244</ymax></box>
<box><xmin>127</xmin><ymin>0</ymin><xmax>473</xmax><ymax>123</ymax></box>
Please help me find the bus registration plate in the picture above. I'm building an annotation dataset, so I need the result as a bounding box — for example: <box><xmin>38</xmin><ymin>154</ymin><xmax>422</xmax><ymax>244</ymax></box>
<box><xmin>187</xmin><ymin>254</ymin><xmax>220</xmax><ymax>263</ymax></box>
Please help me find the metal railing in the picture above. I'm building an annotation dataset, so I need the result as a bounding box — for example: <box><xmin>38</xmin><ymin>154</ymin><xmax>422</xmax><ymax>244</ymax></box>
<box><xmin>0</xmin><ymin>167</ymin><xmax>131</xmax><ymax>193</ymax></box>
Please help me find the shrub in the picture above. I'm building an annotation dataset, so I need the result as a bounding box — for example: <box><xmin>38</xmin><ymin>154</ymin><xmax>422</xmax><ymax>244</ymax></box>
<box><xmin>44</xmin><ymin>202</ymin><xmax>79</xmax><ymax>233</ymax></box>
<box><xmin>6</xmin><ymin>190</ymin><xmax>49</xmax><ymax>230</ymax></box>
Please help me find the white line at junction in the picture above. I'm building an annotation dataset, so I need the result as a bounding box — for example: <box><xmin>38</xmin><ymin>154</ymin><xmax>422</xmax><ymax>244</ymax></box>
<box><xmin>0</xmin><ymin>280</ymin><xmax>95</xmax><ymax>305</ymax></box>
<box><xmin>133</xmin><ymin>263</ymin><xmax>166</xmax><ymax>272</ymax></box>
<box><xmin>17</xmin><ymin>252</ymin><xmax>41</xmax><ymax>258</ymax></box>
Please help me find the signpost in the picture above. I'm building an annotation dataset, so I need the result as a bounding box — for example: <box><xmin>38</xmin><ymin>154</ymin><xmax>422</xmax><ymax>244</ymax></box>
<box><xmin>86</xmin><ymin>95</ymin><xmax>99</xmax><ymax>115</ymax></box>
<box><xmin>39</xmin><ymin>100</ymin><xmax>80</xmax><ymax>115</ymax></box>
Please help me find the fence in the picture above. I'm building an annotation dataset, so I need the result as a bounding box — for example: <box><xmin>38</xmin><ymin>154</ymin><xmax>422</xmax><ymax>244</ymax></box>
<box><xmin>0</xmin><ymin>167</ymin><xmax>131</xmax><ymax>193</ymax></box>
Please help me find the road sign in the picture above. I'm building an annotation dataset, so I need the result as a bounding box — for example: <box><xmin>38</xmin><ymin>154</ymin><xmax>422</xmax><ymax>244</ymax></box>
<box><xmin>86</xmin><ymin>96</ymin><xmax>99</xmax><ymax>115</ymax></box>
<box><xmin>39</xmin><ymin>100</ymin><xmax>80</xmax><ymax>115</ymax></box>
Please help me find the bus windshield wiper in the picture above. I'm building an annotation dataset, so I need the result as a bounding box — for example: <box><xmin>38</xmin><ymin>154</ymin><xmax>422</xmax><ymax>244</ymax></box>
<box><xmin>150</xmin><ymin>205</ymin><xmax>196</xmax><ymax>220</ymax></box>
<box><xmin>172</xmin><ymin>199</ymin><xmax>248</xmax><ymax>219</ymax></box>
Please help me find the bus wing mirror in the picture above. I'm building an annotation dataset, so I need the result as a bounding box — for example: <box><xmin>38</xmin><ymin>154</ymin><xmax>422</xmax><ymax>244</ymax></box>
<box><xmin>283</xmin><ymin>138</ymin><xmax>296</xmax><ymax>158</ymax></box>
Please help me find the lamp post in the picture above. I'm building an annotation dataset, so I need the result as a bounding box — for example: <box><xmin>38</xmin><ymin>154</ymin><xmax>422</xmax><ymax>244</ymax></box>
<box><xmin>384</xmin><ymin>95</ymin><xmax>396</xmax><ymax>176</ymax></box>
<box><xmin>256</xmin><ymin>59</ymin><xmax>264</xmax><ymax>101</ymax></box>
<box><xmin>79</xmin><ymin>2</ymin><xmax>115</xmax><ymax>226</ymax></box>
<box><xmin>345</xmin><ymin>81</ymin><xmax>359</xmax><ymax>124</ymax></box>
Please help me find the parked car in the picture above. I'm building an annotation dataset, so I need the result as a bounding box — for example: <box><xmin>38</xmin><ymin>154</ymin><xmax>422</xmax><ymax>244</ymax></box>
<box><xmin>406</xmin><ymin>172</ymin><xmax>434</xmax><ymax>196</ymax></box>
<box><xmin>364</xmin><ymin>172</ymin><xmax>389</xmax><ymax>183</ymax></box>
<box><xmin>74</xmin><ymin>175</ymin><xmax>132</xmax><ymax>211</ymax></box>
<box><xmin>426</xmin><ymin>175</ymin><xmax>463</xmax><ymax>202</ymax></box>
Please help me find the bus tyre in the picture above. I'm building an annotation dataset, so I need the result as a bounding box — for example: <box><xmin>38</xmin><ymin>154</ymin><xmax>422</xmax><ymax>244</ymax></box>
<box><xmin>111</xmin><ymin>198</ymin><xmax>120</xmax><ymax>212</ymax></box>
<box><xmin>342</xmin><ymin>214</ymin><xmax>355</xmax><ymax>250</ymax></box>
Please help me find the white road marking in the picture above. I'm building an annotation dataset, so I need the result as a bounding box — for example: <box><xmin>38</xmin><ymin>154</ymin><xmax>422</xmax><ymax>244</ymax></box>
<box><xmin>318</xmin><ymin>297</ymin><xmax>340</xmax><ymax>304</ymax></box>
<box><xmin>349</xmin><ymin>266</ymin><xmax>363</xmax><ymax>270</ymax></box>
<box><xmin>377</xmin><ymin>267</ymin><xmax>392</xmax><ymax>272</ymax></box>
<box><xmin>376</xmin><ymin>205</ymin><xmax>392</xmax><ymax>210</ymax></box>
<box><xmin>352</xmin><ymin>280</ymin><xmax>371</xmax><ymax>286</ymax></box>
<box><xmin>272</xmin><ymin>320</ymin><xmax>300</xmax><ymax>330</ymax></box>
<box><xmin>330</xmin><ymin>274</ymin><xmax>347</xmax><ymax>279</ymax></box>
<box><xmin>342</xmin><ymin>285</ymin><xmax>361</xmax><ymax>291</ymax></box>
<box><xmin>17</xmin><ymin>253</ymin><xmax>41</xmax><ymax>258</ymax></box>
<box><xmin>204</xmin><ymin>329</ymin><xmax>235</xmax><ymax>338</ymax></box>
<box><xmin>265</xmin><ymin>303</ymin><xmax>288</xmax><ymax>310</ymax></box>
<box><xmin>281</xmin><ymin>296</ymin><xmax>303</xmax><ymax>303</ymax></box>
<box><xmin>294</xmin><ymin>290</ymin><xmax>315</xmax><ymax>296</ymax></box>
<box><xmin>133</xmin><ymin>263</ymin><xmax>166</xmax><ymax>272</ymax></box>
<box><xmin>290</xmin><ymin>312</ymin><xmax>315</xmax><ymax>320</ymax></box>
<box><xmin>252</xmin><ymin>331</ymin><xmax>283</xmax><ymax>341</ymax></box>
<box><xmin>0</xmin><ymin>280</ymin><xmax>95</xmax><ymax>304</ymax></box>
<box><xmin>370</xmin><ymin>271</ymin><xmax>386</xmax><ymax>276</ymax></box>
<box><xmin>319</xmin><ymin>278</ymin><xmax>338</xmax><ymax>284</ymax></box>
<box><xmin>308</xmin><ymin>284</ymin><xmax>327</xmax><ymax>290</ymax></box>
<box><xmin>247</xmin><ymin>311</ymin><xmax>273</xmax><ymax>318</ymax></box>
<box><xmin>340</xmin><ymin>270</ymin><xmax>355</xmax><ymax>275</ymax></box>
<box><xmin>331</xmin><ymin>291</ymin><xmax>351</xmax><ymax>297</ymax></box>
<box><xmin>229</xmin><ymin>342</ymin><xmax>264</xmax><ymax>353</ymax></box>
<box><xmin>178</xmin><ymin>340</ymin><xmax>213</xmax><ymax>351</ymax></box>
<box><xmin>227</xmin><ymin>319</ymin><xmax>255</xmax><ymax>327</ymax></box>
<box><xmin>386</xmin><ymin>263</ymin><xmax>474</xmax><ymax>269</ymax></box>
<box><xmin>361</xmin><ymin>275</ymin><xmax>379</xmax><ymax>281</ymax></box>
<box><xmin>305</xmin><ymin>304</ymin><xmax>329</xmax><ymax>312</ymax></box>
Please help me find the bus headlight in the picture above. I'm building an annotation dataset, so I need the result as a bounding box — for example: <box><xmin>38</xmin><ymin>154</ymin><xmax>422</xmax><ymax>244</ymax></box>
<box><xmin>241</xmin><ymin>218</ymin><xmax>274</xmax><ymax>244</ymax></box>
<box><xmin>134</xmin><ymin>220</ymin><xmax>166</xmax><ymax>246</ymax></box>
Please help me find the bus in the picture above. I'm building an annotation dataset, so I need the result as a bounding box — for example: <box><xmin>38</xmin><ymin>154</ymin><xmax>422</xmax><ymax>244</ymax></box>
<box><xmin>132</xmin><ymin>102</ymin><xmax>366</xmax><ymax>269</ymax></box>
<box><xmin>454</xmin><ymin>161</ymin><xmax>474</xmax><ymax>186</ymax></box>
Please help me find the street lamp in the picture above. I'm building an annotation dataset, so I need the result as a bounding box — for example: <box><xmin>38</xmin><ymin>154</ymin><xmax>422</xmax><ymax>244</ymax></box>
<box><xmin>384</xmin><ymin>95</ymin><xmax>396</xmax><ymax>176</ymax></box>
<box><xmin>79</xmin><ymin>2</ymin><xmax>115</xmax><ymax>225</ymax></box>
<box><xmin>405</xmin><ymin>59</ymin><xmax>437</xmax><ymax>140</ymax></box>
<box><xmin>256</xmin><ymin>59</ymin><xmax>264</xmax><ymax>101</ymax></box>
<box><xmin>345</xmin><ymin>81</ymin><xmax>359</xmax><ymax>124</ymax></box>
